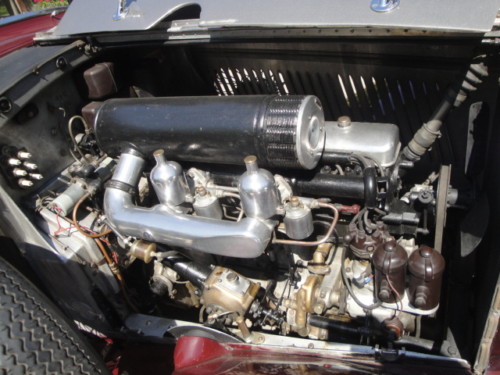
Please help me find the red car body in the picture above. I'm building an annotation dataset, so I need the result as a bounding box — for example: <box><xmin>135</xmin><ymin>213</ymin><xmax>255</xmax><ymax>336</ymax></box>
<box><xmin>0</xmin><ymin>10</ymin><xmax>63</xmax><ymax>58</ymax></box>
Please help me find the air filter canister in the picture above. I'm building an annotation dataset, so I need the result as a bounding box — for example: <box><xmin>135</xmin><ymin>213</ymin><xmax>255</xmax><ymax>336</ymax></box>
<box><xmin>94</xmin><ymin>95</ymin><xmax>325</xmax><ymax>169</ymax></box>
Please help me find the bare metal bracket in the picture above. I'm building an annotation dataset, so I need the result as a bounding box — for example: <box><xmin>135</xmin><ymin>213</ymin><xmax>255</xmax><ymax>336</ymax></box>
<box><xmin>434</xmin><ymin>165</ymin><xmax>451</xmax><ymax>252</ymax></box>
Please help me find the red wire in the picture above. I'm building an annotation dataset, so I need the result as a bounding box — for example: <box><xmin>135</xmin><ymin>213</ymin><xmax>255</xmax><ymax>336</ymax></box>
<box><xmin>54</xmin><ymin>226</ymin><xmax>76</xmax><ymax>236</ymax></box>
<box><xmin>51</xmin><ymin>206</ymin><xmax>110</xmax><ymax>244</ymax></box>
<box><xmin>53</xmin><ymin>207</ymin><xmax>75</xmax><ymax>237</ymax></box>
<box><xmin>54</xmin><ymin>207</ymin><xmax>63</xmax><ymax>230</ymax></box>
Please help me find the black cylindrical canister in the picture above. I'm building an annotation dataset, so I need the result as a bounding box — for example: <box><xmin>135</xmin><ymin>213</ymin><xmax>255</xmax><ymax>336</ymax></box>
<box><xmin>372</xmin><ymin>241</ymin><xmax>408</xmax><ymax>303</ymax></box>
<box><xmin>407</xmin><ymin>246</ymin><xmax>445</xmax><ymax>310</ymax></box>
<box><xmin>94</xmin><ymin>95</ymin><xmax>325</xmax><ymax>170</ymax></box>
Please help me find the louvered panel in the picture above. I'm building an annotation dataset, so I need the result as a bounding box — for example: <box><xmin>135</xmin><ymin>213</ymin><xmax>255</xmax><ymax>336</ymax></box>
<box><xmin>188</xmin><ymin>40</ymin><xmax>483</xmax><ymax>181</ymax></box>
<box><xmin>212</xmin><ymin>66</ymin><xmax>458</xmax><ymax>161</ymax></box>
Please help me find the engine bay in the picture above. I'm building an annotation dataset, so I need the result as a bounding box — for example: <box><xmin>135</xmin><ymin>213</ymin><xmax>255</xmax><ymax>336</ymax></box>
<box><xmin>0</xmin><ymin>39</ymin><xmax>498</xmax><ymax>366</ymax></box>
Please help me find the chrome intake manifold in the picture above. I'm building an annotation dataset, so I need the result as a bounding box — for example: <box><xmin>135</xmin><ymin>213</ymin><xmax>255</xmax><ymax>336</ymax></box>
<box><xmin>104</xmin><ymin>150</ymin><xmax>276</xmax><ymax>258</ymax></box>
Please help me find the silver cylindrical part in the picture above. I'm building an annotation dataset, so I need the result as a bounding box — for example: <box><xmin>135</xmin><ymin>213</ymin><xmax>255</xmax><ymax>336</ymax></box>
<box><xmin>284</xmin><ymin>198</ymin><xmax>314</xmax><ymax>240</ymax></box>
<box><xmin>94</xmin><ymin>95</ymin><xmax>325</xmax><ymax>170</ymax></box>
<box><xmin>113</xmin><ymin>151</ymin><xmax>145</xmax><ymax>186</ymax></box>
<box><xmin>150</xmin><ymin>149</ymin><xmax>189</xmax><ymax>207</ymax></box>
<box><xmin>51</xmin><ymin>182</ymin><xmax>87</xmax><ymax>216</ymax></box>
<box><xmin>193</xmin><ymin>188</ymin><xmax>222</xmax><ymax>219</ymax></box>
<box><xmin>104</xmin><ymin>152</ymin><xmax>274</xmax><ymax>258</ymax></box>
<box><xmin>238</xmin><ymin>156</ymin><xmax>280</xmax><ymax>220</ymax></box>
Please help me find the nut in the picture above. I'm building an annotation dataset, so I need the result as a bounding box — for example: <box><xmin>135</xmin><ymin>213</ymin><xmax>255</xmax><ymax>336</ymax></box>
<box><xmin>337</xmin><ymin>115</ymin><xmax>351</xmax><ymax>128</ymax></box>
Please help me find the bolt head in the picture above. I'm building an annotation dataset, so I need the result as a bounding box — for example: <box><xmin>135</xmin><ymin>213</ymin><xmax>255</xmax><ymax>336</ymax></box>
<box><xmin>0</xmin><ymin>97</ymin><xmax>12</xmax><ymax>113</ymax></box>
<box><xmin>56</xmin><ymin>57</ymin><xmax>67</xmax><ymax>70</ymax></box>
<box><xmin>337</xmin><ymin>115</ymin><xmax>351</xmax><ymax>128</ymax></box>
<box><xmin>448</xmin><ymin>346</ymin><xmax>458</xmax><ymax>356</ymax></box>
<box><xmin>255</xmin><ymin>335</ymin><xmax>265</xmax><ymax>344</ymax></box>
<box><xmin>313</xmin><ymin>301</ymin><xmax>325</xmax><ymax>314</ymax></box>
<box><xmin>290</xmin><ymin>196</ymin><xmax>300</xmax><ymax>207</ymax></box>
<box><xmin>320</xmin><ymin>165</ymin><xmax>332</xmax><ymax>174</ymax></box>
<box><xmin>195</xmin><ymin>186</ymin><xmax>207</xmax><ymax>196</ymax></box>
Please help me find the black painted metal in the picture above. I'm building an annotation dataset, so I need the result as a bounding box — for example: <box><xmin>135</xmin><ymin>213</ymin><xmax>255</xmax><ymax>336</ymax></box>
<box><xmin>94</xmin><ymin>95</ymin><xmax>319</xmax><ymax>169</ymax></box>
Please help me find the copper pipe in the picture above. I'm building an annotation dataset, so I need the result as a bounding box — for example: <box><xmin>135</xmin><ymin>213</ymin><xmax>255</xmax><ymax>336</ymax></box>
<box><xmin>94</xmin><ymin>238</ymin><xmax>139</xmax><ymax>313</ymax></box>
<box><xmin>72</xmin><ymin>194</ymin><xmax>112</xmax><ymax>238</ymax></box>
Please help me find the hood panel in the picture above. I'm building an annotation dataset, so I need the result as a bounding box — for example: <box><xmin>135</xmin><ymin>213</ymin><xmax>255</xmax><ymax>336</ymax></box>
<box><xmin>53</xmin><ymin>0</ymin><xmax>500</xmax><ymax>36</ymax></box>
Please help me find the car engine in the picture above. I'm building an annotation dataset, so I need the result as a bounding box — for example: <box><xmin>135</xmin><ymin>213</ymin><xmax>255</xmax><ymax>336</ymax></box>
<box><xmin>24</xmin><ymin>61</ymin><xmax>479</xmax><ymax>346</ymax></box>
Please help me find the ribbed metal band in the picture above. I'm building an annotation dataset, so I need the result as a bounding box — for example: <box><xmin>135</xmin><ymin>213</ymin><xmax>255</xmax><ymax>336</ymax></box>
<box><xmin>263</xmin><ymin>96</ymin><xmax>304</xmax><ymax>168</ymax></box>
<box><xmin>106</xmin><ymin>179</ymin><xmax>136</xmax><ymax>194</ymax></box>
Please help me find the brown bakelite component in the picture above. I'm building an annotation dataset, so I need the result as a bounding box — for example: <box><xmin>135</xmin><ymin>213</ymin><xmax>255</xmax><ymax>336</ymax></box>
<box><xmin>81</xmin><ymin>101</ymin><xmax>102</xmax><ymax>128</ymax></box>
<box><xmin>408</xmin><ymin>245</ymin><xmax>445</xmax><ymax>310</ymax></box>
<box><xmin>372</xmin><ymin>241</ymin><xmax>408</xmax><ymax>303</ymax></box>
<box><xmin>83</xmin><ymin>62</ymin><xmax>118</xmax><ymax>99</ymax></box>
<box><xmin>348</xmin><ymin>223</ymin><xmax>385</xmax><ymax>259</ymax></box>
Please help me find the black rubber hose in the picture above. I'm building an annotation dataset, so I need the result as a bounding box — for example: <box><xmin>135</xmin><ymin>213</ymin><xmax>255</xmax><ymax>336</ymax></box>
<box><xmin>162</xmin><ymin>254</ymin><xmax>211</xmax><ymax>289</ymax></box>
<box><xmin>309</xmin><ymin>315</ymin><xmax>380</xmax><ymax>337</ymax></box>
<box><xmin>294</xmin><ymin>174</ymin><xmax>366</xmax><ymax>200</ymax></box>
<box><xmin>363</xmin><ymin>167</ymin><xmax>377</xmax><ymax>208</ymax></box>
